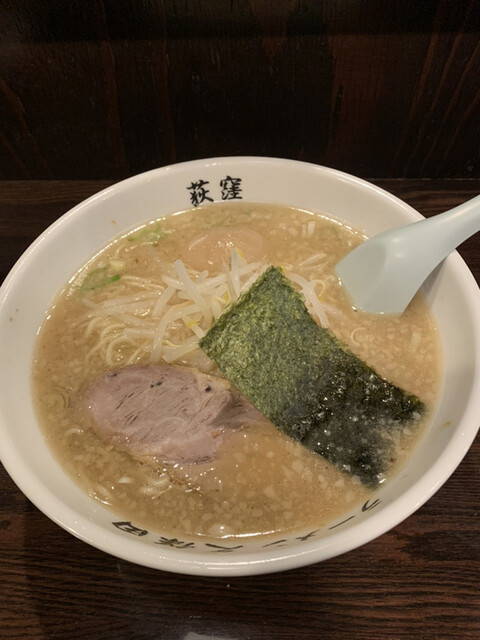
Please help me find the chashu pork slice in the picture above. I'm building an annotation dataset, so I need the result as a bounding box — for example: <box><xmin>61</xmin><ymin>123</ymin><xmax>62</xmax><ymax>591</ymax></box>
<box><xmin>84</xmin><ymin>364</ymin><xmax>267</xmax><ymax>465</ymax></box>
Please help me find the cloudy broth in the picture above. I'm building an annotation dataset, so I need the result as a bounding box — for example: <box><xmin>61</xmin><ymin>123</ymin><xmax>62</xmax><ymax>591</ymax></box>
<box><xmin>33</xmin><ymin>203</ymin><xmax>441</xmax><ymax>540</ymax></box>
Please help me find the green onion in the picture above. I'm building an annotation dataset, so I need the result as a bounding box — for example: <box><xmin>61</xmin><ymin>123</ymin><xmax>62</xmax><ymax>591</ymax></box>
<box><xmin>127</xmin><ymin>222</ymin><xmax>165</xmax><ymax>244</ymax></box>
<box><xmin>80</xmin><ymin>267</ymin><xmax>121</xmax><ymax>292</ymax></box>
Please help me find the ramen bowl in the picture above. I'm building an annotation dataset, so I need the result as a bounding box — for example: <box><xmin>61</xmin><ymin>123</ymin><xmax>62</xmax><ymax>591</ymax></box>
<box><xmin>1</xmin><ymin>157</ymin><xmax>479</xmax><ymax>576</ymax></box>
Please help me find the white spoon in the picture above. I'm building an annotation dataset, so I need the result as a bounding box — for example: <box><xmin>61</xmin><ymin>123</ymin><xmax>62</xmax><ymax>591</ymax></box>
<box><xmin>335</xmin><ymin>194</ymin><xmax>480</xmax><ymax>314</ymax></box>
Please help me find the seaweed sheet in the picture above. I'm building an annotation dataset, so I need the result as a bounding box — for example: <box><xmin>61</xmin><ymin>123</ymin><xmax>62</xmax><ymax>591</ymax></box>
<box><xmin>200</xmin><ymin>266</ymin><xmax>424</xmax><ymax>487</ymax></box>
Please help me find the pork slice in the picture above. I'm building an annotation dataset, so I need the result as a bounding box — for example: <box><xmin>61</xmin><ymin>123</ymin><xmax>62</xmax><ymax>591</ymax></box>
<box><xmin>84</xmin><ymin>364</ymin><xmax>266</xmax><ymax>465</ymax></box>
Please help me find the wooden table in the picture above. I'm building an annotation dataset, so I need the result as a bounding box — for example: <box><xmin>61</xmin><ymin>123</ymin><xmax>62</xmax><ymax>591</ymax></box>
<box><xmin>1</xmin><ymin>179</ymin><xmax>479</xmax><ymax>639</ymax></box>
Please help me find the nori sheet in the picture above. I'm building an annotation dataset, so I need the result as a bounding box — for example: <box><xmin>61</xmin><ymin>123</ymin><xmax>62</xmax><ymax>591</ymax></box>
<box><xmin>200</xmin><ymin>266</ymin><xmax>424</xmax><ymax>487</ymax></box>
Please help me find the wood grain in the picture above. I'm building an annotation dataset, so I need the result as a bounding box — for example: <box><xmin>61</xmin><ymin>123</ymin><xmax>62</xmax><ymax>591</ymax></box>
<box><xmin>0</xmin><ymin>1</ymin><xmax>479</xmax><ymax>180</ymax></box>
<box><xmin>0</xmin><ymin>179</ymin><xmax>479</xmax><ymax>639</ymax></box>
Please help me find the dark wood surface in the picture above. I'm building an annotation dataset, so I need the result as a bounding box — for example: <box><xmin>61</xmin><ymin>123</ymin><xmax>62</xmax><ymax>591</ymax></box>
<box><xmin>0</xmin><ymin>178</ymin><xmax>479</xmax><ymax>639</ymax></box>
<box><xmin>1</xmin><ymin>0</ymin><xmax>479</xmax><ymax>180</ymax></box>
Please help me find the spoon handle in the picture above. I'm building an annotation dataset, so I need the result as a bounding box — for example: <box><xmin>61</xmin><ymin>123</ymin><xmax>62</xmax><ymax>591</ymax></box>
<box><xmin>408</xmin><ymin>194</ymin><xmax>480</xmax><ymax>264</ymax></box>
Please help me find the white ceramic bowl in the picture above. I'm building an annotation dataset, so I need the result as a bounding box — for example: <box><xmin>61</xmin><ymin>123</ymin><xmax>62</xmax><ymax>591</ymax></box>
<box><xmin>1</xmin><ymin>157</ymin><xmax>479</xmax><ymax>576</ymax></box>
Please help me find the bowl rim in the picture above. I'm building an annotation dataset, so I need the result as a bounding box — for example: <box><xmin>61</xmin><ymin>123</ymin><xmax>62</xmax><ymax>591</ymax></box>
<box><xmin>1</xmin><ymin>156</ymin><xmax>480</xmax><ymax>576</ymax></box>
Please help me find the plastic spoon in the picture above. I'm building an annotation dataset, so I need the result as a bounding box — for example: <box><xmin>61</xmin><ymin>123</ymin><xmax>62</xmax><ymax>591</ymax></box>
<box><xmin>335</xmin><ymin>194</ymin><xmax>480</xmax><ymax>314</ymax></box>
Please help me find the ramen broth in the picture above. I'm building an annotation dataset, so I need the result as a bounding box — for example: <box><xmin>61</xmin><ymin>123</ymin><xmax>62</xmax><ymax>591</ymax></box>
<box><xmin>33</xmin><ymin>203</ymin><xmax>441</xmax><ymax>540</ymax></box>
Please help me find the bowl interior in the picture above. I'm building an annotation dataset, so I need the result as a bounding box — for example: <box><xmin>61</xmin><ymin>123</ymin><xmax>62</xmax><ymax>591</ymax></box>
<box><xmin>1</xmin><ymin>157</ymin><xmax>479</xmax><ymax>575</ymax></box>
